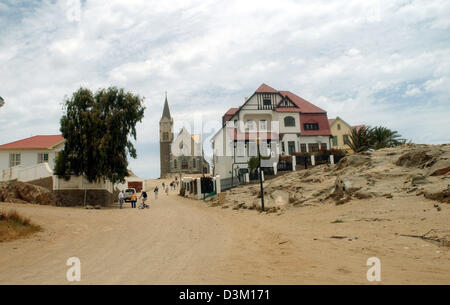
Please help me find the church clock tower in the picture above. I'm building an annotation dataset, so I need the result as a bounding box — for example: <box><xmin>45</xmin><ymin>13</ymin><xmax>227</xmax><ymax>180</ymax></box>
<box><xmin>159</xmin><ymin>93</ymin><xmax>173</xmax><ymax>178</ymax></box>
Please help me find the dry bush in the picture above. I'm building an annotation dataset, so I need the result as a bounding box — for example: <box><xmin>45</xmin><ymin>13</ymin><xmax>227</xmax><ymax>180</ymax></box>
<box><xmin>0</xmin><ymin>209</ymin><xmax>41</xmax><ymax>242</ymax></box>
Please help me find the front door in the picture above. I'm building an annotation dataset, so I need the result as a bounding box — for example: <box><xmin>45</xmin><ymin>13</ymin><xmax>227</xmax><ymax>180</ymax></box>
<box><xmin>288</xmin><ymin>141</ymin><xmax>296</xmax><ymax>155</ymax></box>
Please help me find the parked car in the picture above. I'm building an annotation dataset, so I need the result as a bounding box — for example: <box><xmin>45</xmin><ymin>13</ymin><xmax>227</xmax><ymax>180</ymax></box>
<box><xmin>123</xmin><ymin>188</ymin><xmax>136</xmax><ymax>202</ymax></box>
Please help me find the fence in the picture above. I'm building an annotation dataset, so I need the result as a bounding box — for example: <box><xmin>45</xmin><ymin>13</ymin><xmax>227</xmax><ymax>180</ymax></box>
<box><xmin>220</xmin><ymin>177</ymin><xmax>239</xmax><ymax>191</ymax></box>
<box><xmin>277</xmin><ymin>159</ymin><xmax>293</xmax><ymax>171</ymax></box>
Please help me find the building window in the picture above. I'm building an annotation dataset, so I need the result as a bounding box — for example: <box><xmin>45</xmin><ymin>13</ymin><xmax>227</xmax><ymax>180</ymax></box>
<box><xmin>248</xmin><ymin>141</ymin><xmax>257</xmax><ymax>157</ymax></box>
<box><xmin>246</xmin><ymin>120</ymin><xmax>256</xmax><ymax>131</ymax></box>
<box><xmin>259</xmin><ymin>120</ymin><xmax>267</xmax><ymax>131</ymax></box>
<box><xmin>343</xmin><ymin>135</ymin><xmax>350</xmax><ymax>145</ymax></box>
<box><xmin>262</xmin><ymin>94</ymin><xmax>272</xmax><ymax>110</ymax></box>
<box><xmin>281</xmin><ymin>142</ymin><xmax>285</xmax><ymax>155</ymax></box>
<box><xmin>284</xmin><ymin>116</ymin><xmax>296</xmax><ymax>127</ymax></box>
<box><xmin>174</xmin><ymin>159</ymin><xmax>177</xmax><ymax>169</ymax></box>
<box><xmin>163</xmin><ymin>132</ymin><xmax>169</xmax><ymax>141</ymax></box>
<box><xmin>288</xmin><ymin>141</ymin><xmax>296</xmax><ymax>155</ymax></box>
<box><xmin>332</xmin><ymin>136</ymin><xmax>338</xmax><ymax>146</ymax></box>
<box><xmin>38</xmin><ymin>153</ymin><xmax>49</xmax><ymax>163</ymax></box>
<box><xmin>320</xmin><ymin>143</ymin><xmax>327</xmax><ymax>150</ymax></box>
<box><xmin>304</xmin><ymin>123</ymin><xmax>319</xmax><ymax>130</ymax></box>
<box><xmin>182</xmin><ymin>159</ymin><xmax>188</xmax><ymax>169</ymax></box>
<box><xmin>300</xmin><ymin>143</ymin><xmax>307</xmax><ymax>153</ymax></box>
<box><xmin>308</xmin><ymin>143</ymin><xmax>319</xmax><ymax>152</ymax></box>
<box><xmin>9</xmin><ymin>153</ymin><xmax>21</xmax><ymax>167</ymax></box>
<box><xmin>193</xmin><ymin>158</ymin><xmax>196</xmax><ymax>168</ymax></box>
<box><xmin>337</xmin><ymin>124</ymin><xmax>341</xmax><ymax>130</ymax></box>
<box><xmin>234</xmin><ymin>119</ymin><xmax>238</xmax><ymax>128</ymax></box>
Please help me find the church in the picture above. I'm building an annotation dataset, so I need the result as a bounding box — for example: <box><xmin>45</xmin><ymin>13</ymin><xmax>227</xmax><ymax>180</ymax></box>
<box><xmin>159</xmin><ymin>95</ymin><xmax>210</xmax><ymax>178</ymax></box>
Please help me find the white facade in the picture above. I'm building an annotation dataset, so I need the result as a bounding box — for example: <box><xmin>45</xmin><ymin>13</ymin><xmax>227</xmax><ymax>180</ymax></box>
<box><xmin>0</xmin><ymin>142</ymin><xmax>64</xmax><ymax>174</ymax></box>
<box><xmin>212</xmin><ymin>85</ymin><xmax>331</xmax><ymax>180</ymax></box>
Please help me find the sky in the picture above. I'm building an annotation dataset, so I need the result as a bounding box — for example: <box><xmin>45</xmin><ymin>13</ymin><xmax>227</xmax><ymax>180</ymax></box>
<box><xmin>0</xmin><ymin>0</ymin><xmax>449</xmax><ymax>179</ymax></box>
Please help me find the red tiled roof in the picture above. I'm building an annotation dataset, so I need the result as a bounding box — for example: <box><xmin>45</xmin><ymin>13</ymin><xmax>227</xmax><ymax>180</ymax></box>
<box><xmin>279</xmin><ymin>91</ymin><xmax>326</xmax><ymax>113</ymax></box>
<box><xmin>352</xmin><ymin>125</ymin><xmax>365</xmax><ymax>132</ymax></box>
<box><xmin>223</xmin><ymin>107</ymin><xmax>239</xmax><ymax>122</ymax></box>
<box><xmin>0</xmin><ymin>135</ymin><xmax>64</xmax><ymax>150</ymax></box>
<box><xmin>255</xmin><ymin>83</ymin><xmax>278</xmax><ymax>93</ymax></box>
<box><xmin>328</xmin><ymin>118</ymin><xmax>335</xmax><ymax>125</ymax></box>
<box><xmin>300</xmin><ymin>113</ymin><xmax>332</xmax><ymax>136</ymax></box>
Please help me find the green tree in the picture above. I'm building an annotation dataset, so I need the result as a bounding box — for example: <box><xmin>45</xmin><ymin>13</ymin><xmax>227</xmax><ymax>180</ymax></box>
<box><xmin>54</xmin><ymin>87</ymin><xmax>145</xmax><ymax>183</ymax></box>
<box><xmin>348</xmin><ymin>125</ymin><xmax>405</xmax><ymax>152</ymax></box>
<box><xmin>347</xmin><ymin>126</ymin><xmax>373</xmax><ymax>153</ymax></box>
<box><xmin>371</xmin><ymin>126</ymin><xmax>404</xmax><ymax>149</ymax></box>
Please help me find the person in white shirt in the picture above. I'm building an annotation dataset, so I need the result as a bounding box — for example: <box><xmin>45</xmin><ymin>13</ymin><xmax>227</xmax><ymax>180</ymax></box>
<box><xmin>118</xmin><ymin>190</ymin><xmax>124</xmax><ymax>209</ymax></box>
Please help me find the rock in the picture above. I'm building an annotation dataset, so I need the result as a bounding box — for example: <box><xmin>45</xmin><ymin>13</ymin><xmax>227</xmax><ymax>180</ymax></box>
<box><xmin>383</xmin><ymin>193</ymin><xmax>393</xmax><ymax>199</ymax></box>
<box><xmin>410</xmin><ymin>174</ymin><xmax>428</xmax><ymax>185</ymax></box>
<box><xmin>336</xmin><ymin>195</ymin><xmax>351</xmax><ymax>205</ymax></box>
<box><xmin>423</xmin><ymin>184</ymin><xmax>450</xmax><ymax>203</ymax></box>
<box><xmin>0</xmin><ymin>180</ymin><xmax>56</xmax><ymax>205</ymax></box>
<box><xmin>94</xmin><ymin>205</ymin><xmax>101</xmax><ymax>209</ymax></box>
<box><xmin>85</xmin><ymin>205</ymin><xmax>94</xmax><ymax>209</ymax></box>
<box><xmin>353</xmin><ymin>191</ymin><xmax>372</xmax><ymax>199</ymax></box>
<box><xmin>395</xmin><ymin>149</ymin><xmax>434</xmax><ymax>168</ymax></box>
<box><xmin>269</xmin><ymin>190</ymin><xmax>289</xmax><ymax>208</ymax></box>
<box><xmin>335</xmin><ymin>155</ymin><xmax>371</xmax><ymax>170</ymax></box>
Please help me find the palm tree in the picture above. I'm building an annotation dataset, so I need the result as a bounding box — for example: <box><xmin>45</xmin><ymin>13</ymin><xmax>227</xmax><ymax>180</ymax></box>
<box><xmin>348</xmin><ymin>126</ymin><xmax>373</xmax><ymax>153</ymax></box>
<box><xmin>371</xmin><ymin>126</ymin><xmax>404</xmax><ymax>149</ymax></box>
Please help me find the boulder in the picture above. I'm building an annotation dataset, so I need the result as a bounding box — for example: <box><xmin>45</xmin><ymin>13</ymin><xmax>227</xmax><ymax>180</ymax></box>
<box><xmin>335</xmin><ymin>155</ymin><xmax>371</xmax><ymax>170</ymax></box>
<box><xmin>423</xmin><ymin>184</ymin><xmax>450</xmax><ymax>203</ymax></box>
<box><xmin>395</xmin><ymin>149</ymin><xmax>435</xmax><ymax>168</ymax></box>
<box><xmin>0</xmin><ymin>180</ymin><xmax>56</xmax><ymax>205</ymax></box>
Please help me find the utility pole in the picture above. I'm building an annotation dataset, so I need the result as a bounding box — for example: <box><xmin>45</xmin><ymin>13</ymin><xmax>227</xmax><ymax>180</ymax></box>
<box><xmin>257</xmin><ymin>138</ymin><xmax>265</xmax><ymax>212</ymax></box>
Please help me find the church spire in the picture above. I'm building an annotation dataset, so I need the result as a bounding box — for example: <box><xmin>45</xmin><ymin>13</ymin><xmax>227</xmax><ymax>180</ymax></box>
<box><xmin>162</xmin><ymin>92</ymin><xmax>171</xmax><ymax>119</ymax></box>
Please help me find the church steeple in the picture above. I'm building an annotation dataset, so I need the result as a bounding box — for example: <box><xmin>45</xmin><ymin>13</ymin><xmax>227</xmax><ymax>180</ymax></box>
<box><xmin>162</xmin><ymin>92</ymin><xmax>171</xmax><ymax>119</ymax></box>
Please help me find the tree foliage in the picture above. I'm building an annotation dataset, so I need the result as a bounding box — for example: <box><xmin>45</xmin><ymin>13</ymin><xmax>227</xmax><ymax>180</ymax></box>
<box><xmin>54</xmin><ymin>87</ymin><xmax>145</xmax><ymax>183</ymax></box>
<box><xmin>348</xmin><ymin>125</ymin><xmax>405</xmax><ymax>153</ymax></box>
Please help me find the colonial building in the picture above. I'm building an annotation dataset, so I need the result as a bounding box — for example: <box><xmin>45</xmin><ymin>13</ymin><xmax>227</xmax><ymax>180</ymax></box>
<box><xmin>212</xmin><ymin>83</ymin><xmax>332</xmax><ymax>180</ymax></box>
<box><xmin>328</xmin><ymin>116</ymin><xmax>365</xmax><ymax>153</ymax></box>
<box><xmin>0</xmin><ymin>135</ymin><xmax>65</xmax><ymax>173</ymax></box>
<box><xmin>159</xmin><ymin>95</ymin><xmax>210</xmax><ymax>178</ymax></box>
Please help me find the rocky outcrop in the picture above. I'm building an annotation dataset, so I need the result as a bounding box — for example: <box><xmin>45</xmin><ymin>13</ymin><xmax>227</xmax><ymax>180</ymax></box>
<box><xmin>0</xmin><ymin>180</ymin><xmax>56</xmax><ymax>205</ymax></box>
<box><xmin>205</xmin><ymin>143</ymin><xmax>450</xmax><ymax>211</ymax></box>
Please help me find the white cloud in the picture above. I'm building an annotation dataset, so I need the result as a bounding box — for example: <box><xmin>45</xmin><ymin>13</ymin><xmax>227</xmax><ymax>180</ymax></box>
<box><xmin>0</xmin><ymin>0</ymin><xmax>449</xmax><ymax>178</ymax></box>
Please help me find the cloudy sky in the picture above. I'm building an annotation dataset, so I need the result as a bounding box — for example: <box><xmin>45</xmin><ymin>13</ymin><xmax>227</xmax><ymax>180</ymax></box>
<box><xmin>0</xmin><ymin>0</ymin><xmax>449</xmax><ymax>178</ymax></box>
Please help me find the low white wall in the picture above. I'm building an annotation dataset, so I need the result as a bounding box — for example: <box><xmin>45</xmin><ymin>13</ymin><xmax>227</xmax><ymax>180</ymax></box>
<box><xmin>53</xmin><ymin>175</ymin><xmax>113</xmax><ymax>193</ymax></box>
<box><xmin>1</xmin><ymin>162</ymin><xmax>53</xmax><ymax>182</ymax></box>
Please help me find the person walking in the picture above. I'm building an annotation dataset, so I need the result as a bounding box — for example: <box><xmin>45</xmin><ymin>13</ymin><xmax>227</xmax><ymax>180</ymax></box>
<box><xmin>154</xmin><ymin>186</ymin><xmax>159</xmax><ymax>199</ymax></box>
<box><xmin>118</xmin><ymin>190</ymin><xmax>124</xmax><ymax>209</ymax></box>
<box><xmin>140</xmin><ymin>191</ymin><xmax>148</xmax><ymax>206</ymax></box>
<box><xmin>130</xmin><ymin>192</ymin><xmax>137</xmax><ymax>208</ymax></box>
<box><xmin>165</xmin><ymin>186</ymin><xmax>169</xmax><ymax>196</ymax></box>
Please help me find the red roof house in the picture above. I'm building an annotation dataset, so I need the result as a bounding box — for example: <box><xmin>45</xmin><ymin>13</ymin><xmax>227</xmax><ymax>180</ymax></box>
<box><xmin>0</xmin><ymin>135</ymin><xmax>64</xmax><ymax>150</ymax></box>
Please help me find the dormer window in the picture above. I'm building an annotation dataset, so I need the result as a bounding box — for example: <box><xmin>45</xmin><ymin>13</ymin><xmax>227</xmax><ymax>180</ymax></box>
<box><xmin>304</xmin><ymin>123</ymin><xmax>319</xmax><ymax>130</ymax></box>
<box><xmin>261</xmin><ymin>94</ymin><xmax>272</xmax><ymax>110</ymax></box>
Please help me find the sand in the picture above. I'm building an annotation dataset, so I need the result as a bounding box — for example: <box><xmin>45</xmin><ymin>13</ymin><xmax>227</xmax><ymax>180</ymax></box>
<box><xmin>0</xmin><ymin>189</ymin><xmax>448</xmax><ymax>284</ymax></box>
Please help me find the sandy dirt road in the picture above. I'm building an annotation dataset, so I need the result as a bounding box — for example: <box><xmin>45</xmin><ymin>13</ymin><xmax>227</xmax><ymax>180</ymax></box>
<box><xmin>0</xmin><ymin>192</ymin><xmax>449</xmax><ymax>284</ymax></box>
